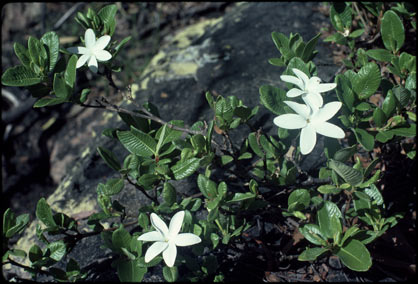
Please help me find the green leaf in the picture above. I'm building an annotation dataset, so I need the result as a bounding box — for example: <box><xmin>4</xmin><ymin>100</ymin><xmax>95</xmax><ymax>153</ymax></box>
<box><xmin>98</xmin><ymin>4</ymin><xmax>117</xmax><ymax>34</ymax></box>
<box><xmin>47</xmin><ymin>240</ymin><xmax>66</xmax><ymax>261</ymax></box>
<box><xmin>373</xmin><ymin>107</ymin><xmax>387</xmax><ymax>128</ymax></box>
<box><xmin>299</xmin><ymin>224</ymin><xmax>327</xmax><ymax>246</ymax></box>
<box><xmin>13</xmin><ymin>42</ymin><xmax>31</xmax><ymax>68</ymax></box>
<box><xmin>329</xmin><ymin>159</ymin><xmax>363</xmax><ymax>186</ymax></box>
<box><xmin>382</xmin><ymin>90</ymin><xmax>396</xmax><ymax>117</ymax></box>
<box><xmin>335</xmin><ymin>239</ymin><xmax>372</xmax><ymax>272</ymax></box>
<box><xmin>375</xmin><ymin>130</ymin><xmax>394</xmax><ymax>143</ymax></box>
<box><xmin>112</xmin><ymin>225</ymin><xmax>132</xmax><ymax>250</ymax></box>
<box><xmin>113</xmin><ymin>36</ymin><xmax>132</xmax><ymax>58</ymax></box>
<box><xmin>171</xmin><ymin>157</ymin><xmax>200</xmax><ymax>180</ymax></box>
<box><xmin>335</xmin><ymin>74</ymin><xmax>354</xmax><ymax>111</ymax></box>
<box><xmin>248</xmin><ymin>132</ymin><xmax>264</xmax><ymax>158</ymax></box>
<box><xmin>381</xmin><ymin>10</ymin><xmax>405</xmax><ymax>52</ymax></box>
<box><xmin>33</xmin><ymin>97</ymin><xmax>67</xmax><ymax>108</ymax></box>
<box><xmin>352</xmin><ymin>128</ymin><xmax>374</xmax><ymax>152</ymax></box>
<box><xmin>301</xmin><ymin>33</ymin><xmax>321</xmax><ymax>62</ymax></box>
<box><xmin>6</xmin><ymin>213</ymin><xmax>29</xmax><ymax>238</ymax></box>
<box><xmin>1</xmin><ymin>65</ymin><xmax>42</xmax><ymax>86</ymax></box>
<box><xmin>163</xmin><ymin>266</ymin><xmax>179</xmax><ymax>282</ymax></box>
<box><xmin>391</xmin><ymin>124</ymin><xmax>416</xmax><ymax>137</ymax></box>
<box><xmin>53</xmin><ymin>73</ymin><xmax>69</xmax><ymax>99</ymax></box>
<box><xmin>117</xmin><ymin>126</ymin><xmax>156</xmax><ymax>157</ymax></box>
<box><xmin>333</xmin><ymin>144</ymin><xmax>357</xmax><ymax>163</ymax></box>
<box><xmin>298</xmin><ymin>247</ymin><xmax>328</xmax><ymax>261</ymax></box>
<box><xmin>102</xmin><ymin>178</ymin><xmax>124</xmax><ymax>196</ymax></box>
<box><xmin>259</xmin><ymin>85</ymin><xmax>287</xmax><ymax>115</ymax></box>
<box><xmin>117</xmin><ymin>259</ymin><xmax>147</xmax><ymax>282</ymax></box>
<box><xmin>36</xmin><ymin>198</ymin><xmax>57</xmax><ymax>228</ymax></box>
<box><xmin>163</xmin><ymin>182</ymin><xmax>176</xmax><ymax>206</ymax></box>
<box><xmin>197</xmin><ymin>174</ymin><xmax>217</xmax><ymax>199</ymax></box>
<box><xmin>97</xmin><ymin>146</ymin><xmax>121</xmax><ymax>171</ymax></box>
<box><xmin>392</xmin><ymin>85</ymin><xmax>411</xmax><ymax>108</ymax></box>
<box><xmin>64</xmin><ymin>54</ymin><xmax>77</xmax><ymax>88</ymax></box>
<box><xmin>220</xmin><ymin>155</ymin><xmax>234</xmax><ymax>166</ymax></box>
<box><xmin>352</xmin><ymin>62</ymin><xmax>381</xmax><ymax>99</ymax></box>
<box><xmin>318</xmin><ymin>201</ymin><xmax>342</xmax><ymax>239</ymax></box>
<box><xmin>288</xmin><ymin>189</ymin><xmax>310</xmax><ymax>211</ymax></box>
<box><xmin>228</xmin><ymin>192</ymin><xmax>256</xmax><ymax>203</ymax></box>
<box><xmin>29</xmin><ymin>245</ymin><xmax>43</xmax><ymax>263</ymax></box>
<box><xmin>3</xmin><ymin>208</ymin><xmax>14</xmax><ymax>236</ymax></box>
<box><xmin>28</xmin><ymin>36</ymin><xmax>43</xmax><ymax>68</ymax></box>
<box><xmin>40</xmin><ymin>31</ymin><xmax>60</xmax><ymax>72</ymax></box>
<box><xmin>365</xmin><ymin>48</ymin><xmax>395</xmax><ymax>62</ymax></box>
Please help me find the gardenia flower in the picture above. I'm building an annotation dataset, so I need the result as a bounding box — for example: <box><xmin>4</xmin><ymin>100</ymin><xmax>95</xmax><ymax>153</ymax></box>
<box><xmin>137</xmin><ymin>211</ymin><xmax>201</xmax><ymax>267</ymax></box>
<box><xmin>67</xmin><ymin>28</ymin><xmax>112</xmax><ymax>73</ymax></box>
<box><xmin>273</xmin><ymin>101</ymin><xmax>345</xmax><ymax>155</ymax></box>
<box><xmin>280</xmin><ymin>68</ymin><xmax>337</xmax><ymax>111</ymax></box>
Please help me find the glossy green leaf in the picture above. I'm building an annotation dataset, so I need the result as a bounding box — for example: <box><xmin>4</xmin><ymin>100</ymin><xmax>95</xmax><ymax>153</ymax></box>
<box><xmin>373</xmin><ymin>107</ymin><xmax>387</xmax><ymax>128</ymax></box>
<box><xmin>1</xmin><ymin>65</ymin><xmax>42</xmax><ymax>86</ymax></box>
<box><xmin>352</xmin><ymin>128</ymin><xmax>374</xmax><ymax>152</ymax></box>
<box><xmin>97</xmin><ymin>146</ymin><xmax>121</xmax><ymax>171</ymax></box>
<box><xmin>318</xmin><ymin>201</ymin><xmax>342</xmax><ymax>239</ymax></box>
<box><xmin>36</xmin><ymin>198</ymin><xmax>57</xmax><ymax>228</ymax></box>
<box><xmin>112</xmin><ymin>225</ymin><xmax>132</xmax><ymax>250</ymax></box>
<box><xmin>13</xmin><ymin>42</ymin><xmax>31</xmax><ymax>68</ymax></box>
<box><xmin>64</xmin><ymin>54</ymin><xmax>77</xmax><ymax>88</ymax></box>
<box><xmin>366</xmin><ymin>48</ymin><xmax>395</xmax><ymax>62</ymax></box>
<box><xmin>40</xmin><ymin>31</ymin><xmax>60</xmax><ymax>72</ymax></box>
<box><xmin>47</xmin><ymin>240</ymin><xmax>66</xmax><ymax>261</ymax></box>
<box><xmin>333</xmin><ymin>144</ymin><xmax>357</xmax><ymax>163</ymax></box>
<box><xmin>299</xmin><ymin>224</ymin><xmax>327</xmax><ymax>246</ymax></box>
<box><xmin>259</xmin><ymin>85</ymin><xmax>287</xmax><ymax>115</ymax></box>
<box><xmin>335</xmin><ymin>239</ymin><xmax>372</xmax><ymax>272</ymax></box>
<box><xmin>197</xmin><ymin>174</ymin><xmax>217</xmax><ymax>199</ymax></box>
<box><xmin>171</xmin><ymin>157</ymin><xmax>200</xmax><ymax>180</ymax></box>
<box><xmin>53</xmin><ymin>73</ymin><xmax>69</xmax><ymax>99</ymax></box>
<box><xmin>381</xmin><ymin>10</ymin><xmax>405</xmax><ymax>52</ymax></box>
<box><xmin>228</xmin><ymin>192</ymin><xmax>255</xmax><ymax>203</ymax></box>
<box><xmin>117</xmin><ymin>126</ymin><xmax>156</xmax><ymax>157</ymax></box>
<box><xmin>382</xmin><ymin>90</ymin><xmax>396</xmax><ymax>117</ymax></box>
<box><xmin>33</xmin><ymin>97</ymin><xmax>67</xmax><ymax>108</ymax></box>
<box><xmin>301</xmin><ymin>33</ymin><xmax>320</xmax><ymax>62</ymax></box>
<box><xmin>335</xmin><ymin>74</ymin><xmax>354</xmax><ymax>111</ymax></box>
<box><xmin>163</xmin><ymin>182</ymin><xmax>176</xmax><ymax>206</ymax></box>
<box><xmin>102</xmin><ymin>178</ymin><xmax>124</xmax><ymax>196</ymax></box>
<box><xmin>298</xmin><ymin>247</ymin><xmax>328</xmax><ymax>261</ymax></box>
<box><xmin>117</xmin><ymin>259</ymin><xmax>147</xmax><ymax>282</ymax></box>
<box><xmin>163</xmin><ymin>266</ymin><xmax>179</xmax><ymax>282</ymax></box>
<box><xmin>329</xmin><ymin>159</ymin><xmax>363</xmax><ymax>186</ymax></box>
<box><xmin>352</xmin><ymin>62</ymin><xmax>381</xmax><ymax>99</ymax></box>
<box><xmin>288</xmin><ymin>189</ymin><xmax>310</xmax><ymax>211</ymax></box>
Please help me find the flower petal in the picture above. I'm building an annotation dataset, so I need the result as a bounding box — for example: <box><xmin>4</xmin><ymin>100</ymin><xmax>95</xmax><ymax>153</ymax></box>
<box><xmin>273</xmin><ymin>114</ymin><xmax>306</xmax><ymax>129</ymax></box>
<box><xmin>284</xmin><ymin>101</ymin><xmax>311</xmax><ymax>119</ymax></box>
<box><xmin>315</xmin><ymin>122</ymin><xmax>345</xmax><ymax>139</ymax></box>
<box><xmin>94</xmin><ymin>50</ymin><xmax>112</xmax><ymax>62</ymax></box>
<box><xmin>76</xmin><ymin>54</ymin><xmax>90</xmax><ymax>68</ymax></box>
<box><xmin>168</xmin><ymin>211</ymin><xmax>185</xmax><ymax>239</ymax></box>
<box><xmin>313</xmin><ymin>101</ymin><xmax>342</xmax><ymax>123</ymax></box>
<box><xmin>286</xmin><ymin>88</ymin><xmax>305</xmax><ymax>98</ymax></box>
<box><xmin>144</xmin><ymin>241</ymin><xmax>168</xmax><ymax>263</ymax></box>
<box><xmin>292</xmin><ymin>68</ymin><xmax>310</xmax><ymax>86</ymax></box>
<box><xmin>87</xmin><ymin>55</ymin><xmax>98</xmax><ymax>73</ymax></box>
<box><xmin>84</xmin><ymin>29</ymin><xmax>96</xmax><ymax>49</ymax></box>
<box><xmin>280</xmin><ymin>75</ymin><xmax>304</xmax><ymax>90</ymax></box>
<box><xmin>137</xmin><ymin>231</ymin><xmax>164</xmax><ymax>242</ymax></box>
<box><xmin>174</xmin><ymin>233</ymin><xmax>202</xmax><ymax>247</ymax></box>
<box><xmin>300</xmin><ymin>125</ymin><xmax>317</xmax><ymax>155</ymax></box>
<box><xmin>162</xmin><ymin>242</ymin><xmax>177</xmax><ymax>267</ymax></box>
<box><xmin>93</xmin><ymin>35</ymin><xmax>111</xmax><ymax>51</ymax></box>
<box><xmin>302</xmin><ymin>92</ymin><xmax>323</xmax><ymax>110</ymax></box>
<box><xmin>316</xmin><ymin>83</ymin><xmax>337</xmax><ymax>93</ymax></box>
<box><xmin>151</xmin><ymin>213</ymin><xmax>169</xmax><ymax>238</ymax></box>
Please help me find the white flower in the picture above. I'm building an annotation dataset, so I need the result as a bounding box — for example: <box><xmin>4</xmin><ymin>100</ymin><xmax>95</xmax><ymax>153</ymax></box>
<box><xmin>273</xmin><ymin>101</ymin><xmax>345</xmax><ymax>155</ymax></box>
<box><xmin>280</xmin><ymin>68</ymin><xmax>337</xmax><ymax>111</ymax></box>
<box><xmin>67</xmin><ymin>28</ymin><xmax>112</xmax><ymax>73</ymax></box>
<box><xmin>137</xmin><ymin>211</ymin><xmax>201</xmax><ymax>267</ymax></box>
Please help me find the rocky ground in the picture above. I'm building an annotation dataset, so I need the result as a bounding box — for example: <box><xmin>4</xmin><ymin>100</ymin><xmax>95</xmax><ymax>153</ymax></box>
<box><xmin>2</xmin><ymin>2</ymin><xmax>416</xmax><ymax>282</ymax></box>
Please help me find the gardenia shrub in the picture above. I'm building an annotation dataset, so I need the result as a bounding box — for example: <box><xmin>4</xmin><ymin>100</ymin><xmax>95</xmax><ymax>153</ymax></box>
<box><xmin>2</xmin><ymin>3</ymin><xmax>415</xmax><ymax>282</ymax></box>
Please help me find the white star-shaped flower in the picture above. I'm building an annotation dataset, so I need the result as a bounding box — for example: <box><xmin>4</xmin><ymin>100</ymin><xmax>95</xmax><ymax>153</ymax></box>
<box><xmin>67</xmin><ymin>28</ymin><xmax>112</xmax><ymax>73</ymax></box>
<box><xmin>273</xmin><ymin>101</ymin><xmax>345</xmax><ymax>155</ymax></box>
<box><xmin>137</xmin><ymin>211</ymin><xmax>201</xmax><ymax>267</ymax></box>
<box><xmin>280</xmin><ymin>68</ymin><xmax>337</xmax><ymax>111</ymax></box>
